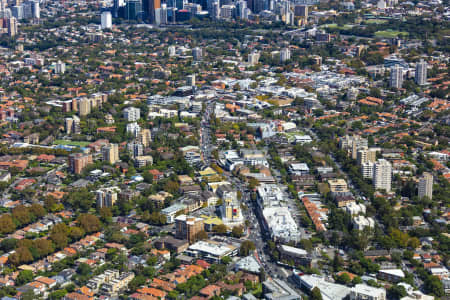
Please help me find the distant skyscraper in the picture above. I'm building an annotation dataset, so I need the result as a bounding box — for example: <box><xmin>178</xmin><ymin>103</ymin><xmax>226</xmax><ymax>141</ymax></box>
<box><xmin>192</xmin><ymin>47</ymin><xmax>202</xmax><ymax>60</ymax></box>
<box><xmin>236</xmin><ymin>0</ymin><xmax>247</xmax><ymax>19</ymax></box>
<box><xmin>8</xmin><ymin>17</ymin><xmax>17</xmax><ymax>37</ymax></box>
<box><xmin>415</xmin><ymin>59</ymin><xmax>427</xmax><ymax>85</ymax></box>
<box><xmin>31</xmin><ymin>0</ymin><xmax>39</xmax><ymax>18</ymax></box>
<box><xmin>418</xmin><ymin>172</ymin><xmax>433</xmax><ymax>200</ymax></box>
<box><xmin>55</xmin><ymin>60</ymin><xmax>66</xmax><ymax>74</ymax></box>
<box><xmin>168</xmin><ymin>45</ymin><xmax>176</xmax><ymax>56</ymax></box>
<box><xmin>390</xmin><ymin>64</ymin><xmax>403</xmax><ymax>89</ymax></box>
<box><xmin>373</xmin><ymin>159</ymin><xmax>392</xmax><ymax>192</ymax></box>
<box><xmin>101</xmin><ymin>11</ymin><xmax>112</xmax><ymax>29</ymax></box>
<box><xmin>186</xmin><ymin>74</ymin><xmax>196</xmax><ymax>86</ymax></box>
<box><xmin>146</xmin><ymin>0</ymin><xmax>161</xmax><ymax>23</ymax></box>
<box><xmin>280</xmin><ymin>48</ymin><xmax>290</xmax><ymax>62</ymax></box>
<box><xmin>294</xmin><ymin>4</ymin><xmax>307</xmax><ymax>17</ymax></box>
<box><xmin>125</xmin><ymin>0</ymin><xmax>142</xmax><ymax>20</ymax></box>
<box><xmin>248</xmin><ymin>51</ymin><xmax>260</xmax><ymax>65</ymax></box>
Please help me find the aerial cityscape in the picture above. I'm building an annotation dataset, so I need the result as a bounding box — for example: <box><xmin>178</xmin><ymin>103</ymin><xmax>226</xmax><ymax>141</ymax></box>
<box><xmin>0</xmin><ymin>0</ymin><xmax>448</xmax><ymax>299</ymax></box>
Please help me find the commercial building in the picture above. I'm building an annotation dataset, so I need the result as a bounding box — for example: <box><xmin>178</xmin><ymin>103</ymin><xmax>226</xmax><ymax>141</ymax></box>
<box><xmin>263</xmin><ymin>278</ymin><xmax>302</xmax><ymax>300</ymax></box>
<box><xmin>349</xmin><ymin>284</ymin><xmax>386</xmax><ymax>300</ymax></box>
<box><xmin>373</xmin><ymin>159</ymin><xmax>392</xmax><ymax>192</ymax></box>
<box><xmin>295</xmin><ymin>274</ymin><xmax>350</xmax><ymax>300</ymax></box>
<box><xmin>186</xmin><ymin>239</ymin><xmax>238</xmax><ymax>263</ymax></box>
<box><xmin>262</xmin><ymin>207</ymin><xmax>300</xmax><ymax>243</ymax></box>
<box><xmin>278</xmin><ymin>245</ymin><xmax>311</xmax><ymax>267</ymax></box>
<box><xmin>418</xmin><ymin>172</ymin><xmax>433</xmax><ymax>200</ymax></box>
<box><xmin>328</xmin><ymin>179</ymin><xmax>348</xmax><ymax>193</ymax></box>
<box><xmin>161</xmin><ymin>203</ymin><xmax>187</xmax><ymax>223</ymax></box>
<box><xmin>102</xmin><ymin>143</ymin><xmax>119</xmax><ymax>164</ymax></box>
<box><xmin>68</xmin><ymin>153</ymin><xmax>93</xmax><ymax>174</ymax></box>
<box><xmin>415</xmin><ymin>60</ymin><xmax>427</xmax><ymax>85</ymax></box>
<box><xmin>175</xmin><ymin>215</ymin><xmax>204</xmax><ymax>244</ymax></box>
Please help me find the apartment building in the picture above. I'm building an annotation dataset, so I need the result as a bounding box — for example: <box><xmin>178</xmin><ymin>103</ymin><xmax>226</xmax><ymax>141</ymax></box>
<box><xmin>68</xmin><ymin>153</ymin><xmax>93</xmax><ymax>174</ymax></box>
<box><xmin>102</xmin><ymin>143</ymin><xmax>119</xmax><ymax>164</ymax></box>
<box><xmin>373</xmin><ymin>159</ymin><xmax>392</xmax><ymax>192</ymax></box>
<box><xmin>175</xmin><ymin>215</ymin><xmax>204</xmax><ymax>244</ymax></box>
<box><xmin>418</xmin><ymin>172</ymin><xmax>433</xmax><ymax>200</ymax></box>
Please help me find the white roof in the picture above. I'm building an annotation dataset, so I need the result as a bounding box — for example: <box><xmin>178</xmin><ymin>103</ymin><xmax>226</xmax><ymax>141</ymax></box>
<box><xmin>280</xmin><ymin>244</ymin><xmax>307</xmax><ymax>256</ymax></box>
<box><xmin>379</xmin><ymin>269</ymin><xmax>405</xmax><ymax>278</ymax></box>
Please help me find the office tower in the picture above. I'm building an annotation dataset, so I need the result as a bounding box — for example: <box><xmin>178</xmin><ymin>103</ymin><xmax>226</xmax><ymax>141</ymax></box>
<box><xmin>192</xmin><ymin>47</ymin><xmax>202</xmax><ymax>61</ymax></box>
<box><xmin>102</xmin><ymin>143</ymin><xmax>119</xmax><ymax>164</ymax></box>
<box><xmin>125</xmin><ymin>0</ymin><xmax>142</xmax><ymax>20</ymax></box>
<box><xmin>415</xmin><ymin>59</ymin><xmax>427</xmax><ymax>85</ymax></box>
<box><xmin>123</xmin><ymin>107</ymin><xmax>141</xmax><ymax>121</ymax></box>
<box><xmin>146</xmin><ymin>0</ymin><xmax>160</xmax><ymax>23</ymax></box>
<box><xmin>8</xmin><ymin>17</ymin><xmax>17</xmax><ymax>37</ymax></box>
<box><xmin>390</xmin><ymin>65</ymin><xmax>403</xmax><ymax>89</ymax></box>
<box><xmin>357</xmin><ymin>148</ymin><xmax>377</xmax><ymax>165</ymax></box>
<box><xmin>175</xmin><ymin>215</ymin><xmax>204</xmax><ymax>244</ymax></box>
<box><xmin>101</xmin><ymin>11</ymin><xmax>112</xmax><ymax>29</ymax></box>
<box><xmin>280</xmin><ymin>48</ymin><xmax>290</xmax><ymax>62</ymax></box>
<box><xmin>127</xmin><ymin>142</ymin><xmax>143</xmax><ymax>158</ymax></box>
<box><xmin>220</xmin><ymin>4</ymin><xmax>234</xmax><ymax>18</ymax></box>
<box><xmin>126</xmin><ymin>122</ymin><xmax>141</xmax><ymax>137</ymax></box>
<box><xmin>113</xmin><ymin>0</ymin><xmax>120</xmax><ymax>17</ymax></box>
<box><xmin>155</xmin><ymin>3</ymin><xmax>167</xmax><ymax>24</ymax></box>
<box><xmin>78</xmin><ymin>98</ymin><xmax>91</xmax><ymax>116</ymax></box>
<box><xmin>68</xmin><ymin>153</ymin><xmax>93</xmax><ymax>174</ymax></box>
<box><xmin>211</xmin><ymin>0</ymin><xmax>220</xmax><ymax>18</ymax></box>
<box><xmin>96</xmin><ymin>188</ymin><xmax>118</xmax><ymax>208</ymax></box>
<box><xmin>175</xmin><ymin>0</ymin><xmax>184</xmax><ymax>9</ymax></box>
<box><xmin>418</xmin><ymin>172</ymin><xmax>433</xmax><ymax>200</ymax></box>
<box><xmin>373</xmin><ymin>159</ymin><xmax>392</xmax><ymax>192</ymax></box>
<box><xmin>12</xmin><ymin>5</ymin><xmax>23</xmax><ymax>19</ymax></box>
<box><xmin>31</xmin><ymin>0</ymin><xmax>39</xmax><ymax>18</ymax></box>
<box><xmin>55</xmin><ymin>60</ymin><xmax>65</xmax><ymax>74</ymax></box>
<box><xmin>236</xmin><ymin>0</ymin><xmax>246</xmax><ymax>18</ymax></box>
<box><xmin>138</xmin><ymin>129</ymin><xmax>152</xmax><ymax>147</ymax></box>
<box><xmin>248</xmin><ymin>51</ymin><xmax>260</xmax><ymax>65</ymax></box>
<box><xmin>294</xmin><ymin>4</ymin><xmax>307</xmax><ymax>17</ymax></box>
<box><xmin>186</xmin><ymin>74</ymin><xmax>195</xmax><ymax>87</ymax></box>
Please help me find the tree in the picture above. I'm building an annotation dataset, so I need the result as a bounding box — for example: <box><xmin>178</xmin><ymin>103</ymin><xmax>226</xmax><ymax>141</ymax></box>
<box><xmin>424</xmin><ymin>275</ymin><xmax>444</xmax><ymax>297</ymax></box>
<box><xmin>0</xmin><ymin>214</ymin><xmax>16</xmax><ymax>234</ymax></box>
<box><xmin>12</xmin><ymin>205</ymin><xmax>32</xmax><ymax>226</ymax></box>
<box><xmin>239</xmin><ymin>240</ymin><xmax>256</xmax><ymax>256</ymax></box>
<box><xmin>69</xmin><ymin>227</ymin><xmax>85</xmax><ymax>241</ymax></box>
<box><xmin>99</xmin><ymin>207</ymin><xmax>113</xmax><ymax>224</ymax></box>
<box><xmin>336</xmin><ymin>273</ymin><xmax>351</xmax><ymax>285</ymax></box>
<box><xmin>231</xmin><ymin>226</ymin><xmax>244</xmax><ymax>238</ymax></box>
<box><xmin>387</xmin><ymin>285</ymin><xmax>407</xmax><ymax>300</ymax></box>
<box><xmin>310</xmin><ymin>287</ymin><xmax>323</xmax><ymax>300</ymax></box>
<box><xmin>213</xmin><ymin>224</ymin><xmax>228</xmax><ymax>234</ymax></box>
<box><xmin>29</xmin><ymin>203</ymin><xmax>46</xmax><ymax>218</ymax></box>
<box><xmin>8</xmin><ymin>247</ymin><xmax>33</xmax><ymax>265</ymax></box>
<box><xmin>50</xmin><ymin>223</ymin><xmax>69</xmax><ymax>249</ymax></box>
<box><xmin>195</xmin><ymin>230</ymin><xmax>208</xmax><ymax>241</ymax></box>
<box><xmin>34</xmin><ymin>238</ymin><xmax>54</xmax><ymax>257</ymax></box>
<box><xmin>77</xmin><ymin>263</ymin><xmax>91</xmax><ymax>276</ymax></box>
<box><xmin>221</xmin><ymin>256</ymin><xmax>232</xmax><ymax>265</ymax></box>
<box><xmin>77</xmin><ymin>214</ymin><xmax>101</xmax><ymax>233</ymax></box>
<box><xmin>49</xmin><ymin>289</ymin><xmax>67</xmax><ymax>300</ymax></box>
<box><xmin>16</xmin><ymin>270</ymin><xmax>34</xmax><ymax>285</ymax></box>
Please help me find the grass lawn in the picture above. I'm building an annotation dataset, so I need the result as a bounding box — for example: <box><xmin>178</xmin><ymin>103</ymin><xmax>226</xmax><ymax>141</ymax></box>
<box><xmin>54</xmin><ymin>140</ymin><xmax>91</xmax><ymax>147</ymax></box>
<box><xmin>365</xmin><ymin>19</ymin><xmax>388</xmax><ymax>24</ymax></box>
<box><xmin>320</xmin><ymin>23</ymin><xmax>354</xmax><ymax>30</ymax></box>
<box><xmin>375</xmin><ymin>30</ymin><xmax>409</xmax><ymax>38</ymax></box>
